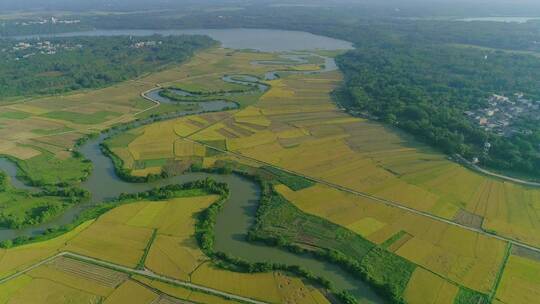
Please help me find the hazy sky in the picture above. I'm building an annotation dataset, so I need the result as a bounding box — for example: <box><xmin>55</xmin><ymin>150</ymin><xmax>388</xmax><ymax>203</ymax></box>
<box><xmin>2</xmin><ymin>0</ymin><xmax>540</xmax><ymax>16</ymax></box>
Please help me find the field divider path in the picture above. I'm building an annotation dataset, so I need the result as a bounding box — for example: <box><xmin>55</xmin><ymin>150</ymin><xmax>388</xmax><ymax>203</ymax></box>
<box><xmin>455</xmin><ymin>154</ymin><xmax>540</xmax><ymax>187</ymax></box>
<box><xmin>488</xmin><ymin>243</ymin><xmax>512</xmax><ymax>302</ymax></box>
<box><xmin>0</xmin><ymin>251</ymin><xmax>270</xmax><ymax>304</ymax></box>
<box><xmin>0</xmin><ymin>252</ymin><xmax>66</xmax><ymax>285</ymax></box>
<box><xmin>182</xmin><ymin>137</ymin><xmax>540</xmax><ymax>254</ymax></box>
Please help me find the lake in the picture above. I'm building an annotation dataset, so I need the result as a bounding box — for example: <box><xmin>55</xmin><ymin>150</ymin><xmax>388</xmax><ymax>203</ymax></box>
<box><xmin>456</xmin><ymin>16</ymin><xmax>540</xmax><ymax>23</ymax></box>
<box><xmin>16</xmin><ymin>28</ymin><xmax>354</xmax><ymax>52</ymax></box>
<box><xmin>0</xmin><ymin>28</ymin><xmax>385</xmax><ymax>303</ymax></box>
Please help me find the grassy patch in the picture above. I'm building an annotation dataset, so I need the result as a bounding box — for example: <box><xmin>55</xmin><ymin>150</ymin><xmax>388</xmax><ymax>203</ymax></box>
<box><xmin>0</xmin><ymin>111</ymin><xmax>32</xmax><ymax>120</ymax></box>
<box><xmin>199</xmin><ymin>140</ymin><xmax>226</xmax><ymax>157</ymax></box>
<box><xmin>15</xmin><ymin>149</ymin><xmax>92</xmax><ymax>186</ymax></box>
<box><xmin>260</xmin><ymin>166</ymin><xmax>315</xmax><ymax>191</ymax></box>
<box><xmin>135</xmin><ymin>103</ymin><xmax>196</xmax><ymax>119</ymax></box>
<box><xmin>105</xmin><ymin>132</ymin><xmax>140</xmax><ymax>148</ymax></box>
<box><xmin>137</xmin><ymin>229</ymin><xmax>157</xmax><ymax>270</ymax></box>
<box><xmin>360</xmin><ymin>247</ymin><xmax>416</xmax><ymax>302</ymax></box>
<box><xmin>453</xmin><ymin>287</ymin><xmax>489</xmax><ymax>304</ymax></box>
<box><xmin>140</xmin><ymin>158</ymin><xmax>169</xmax><ymax>168</ymax></box>
<box><xmin>200</xmin><ymin>140</ymin><xmax>228</xmax><ymax>151</ymax></box>
<box><xmin>251</xmin><ymin>183</ymin><xmax>374</xmax><ymax>261</ymax></box>
<box><xmin>0</xmin><ymin>190</ymin><xmax>72</xmax><ymax>228</ymax></box>
<box><xmin>171</xmin><ymin>81</ymin><xmax>250</xmax><ymax>94</ymax></box>
<box><xmin>489</xmin><ymin>243</ymin><xmax>512</xmax><ymax>302</ymax></box>
<box><xmin>42</xmin><ymin>111</ymin><xmax>121</xmax><ymax>125</ymax></box>
<box><xmin>31</xmin><ymin>127</ymin><xmax>74</xmax><ymax>135</ymax></box>
<box><xmin>205</xmin><ymin>146</ymin><xmax>224</xmax><ymax>157</ymax></box>
<box><xmin>381</xmin><ymin>231</ymin><xmax>407</xmax><ymax>249</ymax></box>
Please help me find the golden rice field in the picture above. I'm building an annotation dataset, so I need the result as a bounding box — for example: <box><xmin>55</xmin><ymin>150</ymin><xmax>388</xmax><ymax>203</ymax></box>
<box><xmin>1</xmin><ymin>277</ymin><xmax>101</xmax><ymax>304</ymax></box>
<box><xmin>0</xmin><ymin>192</ymin><xmax>328</xmax><ymax>304</ymax></box>
<box><xmin>0</xmin><ymin>80</ymin><xmax>154</xmax><ymax>160</ymax></box>
<box><xmin>495</xmin><ymin>250</ymin><xmax>540</xmax><ymax>304</ymax></box>
<box><xmin>403</xmin><ymin>268</ymin><xmax>459</xmax><ymax>304</ymax></box>
<box><xmin>172</xmin><ymin>68</ymin><xmax>540</xmax><ymax>251</ymax></box>
<box><xmin>276</xmin><ymin>183</ymin><xmax>506</xmax><ymax>294</ymax></box>
<box><xmin>3</xmin><ymin>45</ymin><xmax>539</xmax><ymax>303</ymax></box>
<box><xmin>0</xmin><ymin>48</ymin><xmax>284</xmax><ymax>178</ymax></box>
<box><xmin>28</xmin><ymin>257</ymin><xmax>124</xmax><ymax>297</ymax></box>
<box><xmin>0</xmin><ymin>266</ymin><xmax>236</xmax><ymax>304</ymax></box>
<box><xmin>93</xmin><ymin>48</ymin><xmax>540</xmax><ymax>302</ymax></box>
<box><xmin>0</xmin><ymin>220</ymin><xmax>93</xmax><ymax>279</ymax></box>
<box><xmin>103</xmin><ymin>50</ymin><xmax>540</xmax><ymax>301</ymax></box>
<box><xmin>64</xmin><ymin>218</ymin><xmax>154</xmax><ymax>268</ymax></box>
<box><xmin>191</xmin><ymin>262</ymin><xmax>330</xmax><ymax>304</ymax></box>
<box><xmin>103</xmin><ymin>280</ymin><xmax>159</xmax><ymax>304</ymax></box>
<box><xmin>64</xmin><ymin>195</ymin><xmax>218</xmax><ymax>268</ymax></box>
<box><xmin>134</xmin><ymin>275</ymin><xmax>240</xmax><ymax>304</ymax></box>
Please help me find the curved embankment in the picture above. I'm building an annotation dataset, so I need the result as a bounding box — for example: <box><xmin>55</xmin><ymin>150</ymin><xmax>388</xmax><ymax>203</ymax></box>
<box><xmin>0</xmin><ymin>57</ymin><xmax>384</xmax><ymax>303</ymax></box>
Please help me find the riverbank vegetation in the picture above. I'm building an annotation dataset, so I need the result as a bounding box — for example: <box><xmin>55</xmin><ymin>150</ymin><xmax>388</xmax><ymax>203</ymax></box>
<box><xmin>0</xmin><ymin>32</ymin><xmax>537</xmax><ymax>303</ymax></box>
<box><xmin>157</xmin><ymin>89</ymin><xmax>227</xmax><ymax>103</ymax></box>
<box><xmin>0</xmin><ymin>178</ymin><xmax>330</xmax><ymax>304</ymax></box>
<box><xmin>156</xmin><ymin>73</ymin><xmax>265</xmax><ymax>105</ymax></box>
<box><xmin>190</xmin><ymin>161</ymin><xmax>495</xmax><ymax>304</ymax></box>
<box><xmin>0</xmin><ymin>48</ymin><xmax>282</xmax><ymax>191</ymax></box>
<box><xmin>169</xmin><ymin>77</ymin><xmax>257</xmax><ymax>95</ymax></box>
<box><xmin>0</xmin><ymin>170</ymin><xmax>91</xmax><ymax>229</ymax></box>
<box><xmin>3</xmin><ymin>0</ymin><xmax>540</xmax><ymax>179</ymax></box>
<box><xmin>242</xmin><ymin>168</ymin><xmax>414</xmax><ymax>303</ymax></box>
<box><xmin>0</xmin><ymin>189</ymin><xmax>81</xmax><ymax>229</ymax></box>
<box><xmin>86</xmin><ymin>5</ymin><xmax>540</xmax><ymax>180</ymax></box>
<box><xmin>336</xmin><ymin>43</ymin><xmax>540</xmax><ymax>180</ymax></box>
<box><xmin>9</xmin><ymin>149</ymin><xmax>92</xmax><ymax>186</ymax></box>
<box><xmin>93</xmin><ymin>48</ymin><xmax>537</xmax><ymax>302</ymax></box>
<box><xmin>0</xmin><ymin>35</ymin><xmax>216</xmax><ymax>100</ymax></box>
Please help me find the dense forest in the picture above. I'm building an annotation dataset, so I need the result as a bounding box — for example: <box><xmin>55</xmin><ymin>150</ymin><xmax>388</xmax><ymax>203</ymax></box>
<box><xmin>154</xmin><ymin>6</ymin><xmax>540</xmax><ymax>178</ymax></box>
<box><xmin>70</xmin><ymin>6</ymin><xmax>540</xmax><ymax>53</ymax></box>
<box><xmin>0</xmin><ymin>35</ymin><xmax>216</xmax><ymax>99</ymax></box>
<box><xmin>336</xmin><ymin>44</ymin><xmax>540</xmax><ymax>178</ymax></box>
<box><xmin>1</xmin><ymin>5</ymin><xmax>539</xmax><ymax>177</ymax></box>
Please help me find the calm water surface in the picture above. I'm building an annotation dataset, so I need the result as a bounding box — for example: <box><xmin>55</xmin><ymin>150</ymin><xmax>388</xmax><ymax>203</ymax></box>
<box><xmin>16</xmin><ymin>28</ymin><xmax>354</xmax><ymax>52</ymax></box>
<box><xmin>457</xmin><ymin>16</ymin><xmax>540</xmax><ymax>23</ymax></box>
<box><xmin>0</xmin><ymin>29</ymin><xmax>384</xmax><ymax>303</ymax></box>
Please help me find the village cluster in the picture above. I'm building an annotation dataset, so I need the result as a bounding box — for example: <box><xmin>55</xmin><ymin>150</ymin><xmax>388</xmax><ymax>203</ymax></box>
<box><xmin>131</xmin><ymin>40</ymin><xmax>163</xmax><ymax>49</ymax></box>
<box><xmin>1</xmin><ymin>40</ymin><xmax>83</xmax><ymax>60</ymax></box>
<box><xmin>12</xmin><ymin>16</ymin><xmax>81</xmax><ymax>26</ymax></box>
<box><xmin>465</xmin><ymin>93</ymin><xmax>540</xmax><ymax>136</ymax></box>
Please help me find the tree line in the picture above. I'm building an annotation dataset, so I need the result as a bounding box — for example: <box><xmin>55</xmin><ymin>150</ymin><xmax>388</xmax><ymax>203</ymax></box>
<box><xmin>0</xmin><ymin>35</ymin><xmax>216</xmax><ymax>100</ymax></box>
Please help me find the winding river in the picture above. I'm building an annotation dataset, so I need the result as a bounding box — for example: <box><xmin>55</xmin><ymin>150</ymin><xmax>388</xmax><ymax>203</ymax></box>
<box><xmin>0</xmin><ymin>29</ymin><xmax>385</xmax><ymax>303</ymax></box>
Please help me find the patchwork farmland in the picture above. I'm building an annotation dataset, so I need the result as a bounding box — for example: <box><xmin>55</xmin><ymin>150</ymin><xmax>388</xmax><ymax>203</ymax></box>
<box><xmin>104</xmin><ymin>48</ymin><xmax>540</xmax><ymax>303</ymax></box>
<box><xmin>0</xmin><ymin>43</ymin><xmax>538</xmax><ymax>304</ymax></box>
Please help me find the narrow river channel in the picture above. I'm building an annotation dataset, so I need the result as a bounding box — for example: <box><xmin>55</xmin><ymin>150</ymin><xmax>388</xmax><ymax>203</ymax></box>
<box><xmin>0</xmin><ymin>130</ymin><xmax>384</xmax><ymax>303</ymax></box>
<box><xmin>0</xmin><ymin>29</ymin><xmax>385</xmax><ymax>303</ymax></box>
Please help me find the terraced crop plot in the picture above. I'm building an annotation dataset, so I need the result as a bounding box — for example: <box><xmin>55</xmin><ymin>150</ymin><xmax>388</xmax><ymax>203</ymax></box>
<box><xmin>100</xmin><ymin>50</ymin><xmax>540</xmax><ymax>301</ymax></box>
<box><xmin>495</xmin><ymin>247</ymin><xmax>540</xmax><ymax>304</ymax></box>
<box><xmin>403</xmin><ymin>268</ymin><xmax>459</xmax><ymax>304</ymax></box>
<box><xmin>1</xmin><ymin>44</ymin><xmax>538</xmax><ymax>303</ymax></box>
<box><xmin>0</xmin><ymin>220</ymin><xmax>93</xmax><ymax>278</ymax></box>
<box><xmin>276</xmin><ymin>182</ymin><xmax>507</xmax><ymax>294</ymax></box>
<box><xmin>0</xmin><ymin>48</ymin><xmax>285</xmax><ymax>186</ymax></box>
<box><xmin>0</xmin><ymin>189</ymin><xmax>328</xmax><ymax>304</ymax></box>
<box><xmin>174</xmin><ymin>67</ymin><xmax>540</xmax><ymax>252</ymax></box>
<box><xmin>49</xmin><ymin>256</ymin><xmax>128</xmax><ymax>288</ymax></box>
